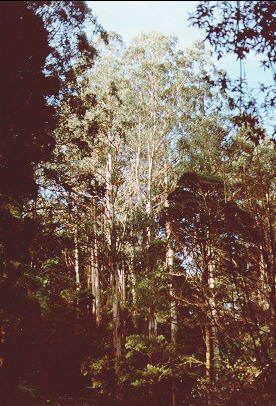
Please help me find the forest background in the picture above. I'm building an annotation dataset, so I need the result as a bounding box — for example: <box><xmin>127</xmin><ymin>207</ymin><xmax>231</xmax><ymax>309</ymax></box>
<box><xmin>0</xmin><ymin>1</ymin><xmax>275</xmax><ymax>406</ymax></box>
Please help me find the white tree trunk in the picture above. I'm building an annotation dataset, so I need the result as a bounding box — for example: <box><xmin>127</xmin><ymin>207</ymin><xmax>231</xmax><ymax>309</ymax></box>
<box><xmin>74</xmin><ymin>229</ymin><xmax>80</xmax><ymax>289</ymax></box>
<box><xmin>90</xmin><ymin>245</ymin><xmax>101</xmax><ymax>326</ymax></box>
<box><xmin>112</xmin><ymin>270</ymin><xmax>122</xmax><ymax>360</ymax></box>
<box><xmin>205</xmin><ymin>249</ymin><xmax>219</xmax><ymax>382</ymax></box>
<box><xmin>166</xmin><ymin>225</ymin><xmax>177</xmax><ymax>344</ymax></box>
<box><xmin>106</xmin><ymin>146</ymin><xmax>122</xmax><ymax>361</ymax></box>
<box><xmin>90</xmin><ymin>198</ymin><xmax>101</xmax><ymax>325</ymax></box>
<box><xmin>165</xmin><ymin>188</ymin><xmax>177</xmax><ymax>406</ymax></box>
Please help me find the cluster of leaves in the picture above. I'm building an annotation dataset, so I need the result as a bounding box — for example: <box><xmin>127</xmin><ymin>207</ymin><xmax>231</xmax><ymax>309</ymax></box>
<box><xmin>190</xmin><ymin>1</ymin><xmax>275</xmax><ymax>68</ymax></box>
<box><xmin>190</xmin><ymin>1</ymin><xmax>275</xmax><ymax>116</ymax></box>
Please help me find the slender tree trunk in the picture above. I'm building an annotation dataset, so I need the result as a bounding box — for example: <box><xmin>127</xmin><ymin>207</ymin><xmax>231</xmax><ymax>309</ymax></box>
<box><xmin>148</xmin><ymin>306</ymin><xmax>158</xmax><ymax>338</ymax></box>
<box><xmin>74</xmin><ymin>229</ymin><xmax>80</xmax><ymax>289</ymax></box>
<box><xmin>90</xmin><ymin>198</ymin><xmax>101</xmax><ymax>325</ymax></box>
<box><xmin>205</xmin><ymin>322</ymin><xmax>214</xmax><ymax>406</ymax></box>
<box><xmin>165</xmin><ymin>217</ymin><xmax>178</xmax><ymax>345</ymax></box>
<box><xmin>63</xmin><ymin>249</ymin><xmax>70</xmax><ymax>269</ymax></box>
<box><xmin>259</xmin><ymin>247</ymin><xmax>269</xmax><ymax>309</ymax></box>
<box><xmin>119</xmin><ymin>265</ymin><xmax>127</xmax><ymax>340</ymax></box>
<box><xmin>146</xmin><ymin>148</ymin><xmax>158</xmax><ymax>339</ymax></box>
<box><xmin>130</xmin><ymin>248</ymin><xmax>138</xmax><ymax>330</ymax></box>
<box><xmin>118</xmin><ymin>267</ymin><xmax>126</xmax><ymax>305</ymax></box>
<box><xmin>90</xmin><ymin>246</ymin><xmax>101</xmax><ymax>326</ymax></box>
<box><xmin>111</xmin><ymin>269</ymin><xmax>122</xmax><ymax>361</ymax></box>
<box><xmin>135</xmin><ymin>117</ymin><xmax>143</xmax><ymax>205</ymax></box>
<box><xmin>73</xmin><ymin>228</ymin><xmax>81</xmax><ymax>323</ymax></box>
<box><xmin>205</xmin><ymin>323</ymin><xmax>213</xmax><ymax>382</ymax></box>
<box><xmin>208</xmin><ymin>261</ymin><xmax>220</xmax><ymax>371</ymax></box>
<box><xmin>167</xmin><ymin>235</ymin><xmax>177</xmax><ymax>406</ymax></box>
<box><xmin>130</xmin><ymin>268</ymin><xmax>137</xmax><ymax>305</ymax></box>
<box><xmin>205</xmin><ymin>306</ymin><xmax>219</xmax><ymax>382</ymax></box>
<box><xmin>167</xmin><ymin>252</ymin><xmax>177</xmax><ymax>406</ymax></box>
<box><xmin>106</xmin><ymin>145</ymin><xmax>122</xmax><ymax>369</ymax></box>
<box><xmin>204</xmin><ymin>249</ymin><xmax>219</xmax><ymax>406</ymax></box>
<box><xmin>165</xmin><ymin>170</ymin><xmax>177</xmax><ymax>406</ymax></box>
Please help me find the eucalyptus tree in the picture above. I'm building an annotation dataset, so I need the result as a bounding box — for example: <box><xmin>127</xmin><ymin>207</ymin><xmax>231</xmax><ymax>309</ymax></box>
<box><xmin>84</xmin><ymin>36</ymin><xmax>132</xmax><ymax>366</ymax></box>
<box><xmin>41</xmin><ymin>35</ymin><xmax>133</xmax><ymax>384</ymax></box>
<box><xmin>121</xmin><ymin>35</ymin><xmax>222</xmax><ymax>340</ymax></box>
<box><xmin>116</xmin><ymin>34</ymin><xmax>235</xmax><ymax>406</ymax></box>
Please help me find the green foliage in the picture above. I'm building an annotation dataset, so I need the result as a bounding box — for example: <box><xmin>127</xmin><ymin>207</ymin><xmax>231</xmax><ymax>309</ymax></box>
<box><xmin>123</xmin><ymin>334</ymin><xmax>174</xmax><ymax>389</ymax></box>
<box><xmin>190</xmin><ymin>1</ymin><xmax>275</xmax><ymax>67</ymax></box>
<box><xmin>190</xmin><ymin>1</ymin><xmax>275</xmax><ymax>113</ymax></box>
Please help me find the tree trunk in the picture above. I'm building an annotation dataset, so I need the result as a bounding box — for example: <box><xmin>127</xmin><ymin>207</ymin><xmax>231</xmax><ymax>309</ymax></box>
<box><xmin>112</xmin><ymin>269</ymin><xmax>122</xmax><ymax>361</ymax></box>
<box><xmin>74</xmin><ymin>229</ymin><xmax>80</xmax><ymax>290</ymax></box>
<box><xmin>165</xmin><ymin>171</ymin><xmax>177</xmax><ymax>406</ymax></box>
<box><xmin>146</xmin><ymin>150</ymin><xmax>158</xmax><ymax>339</ymax></box>
<box><xmin>259</xmin><ymin>247</ymin><xmax>269</xmax><ymax>310</ymax></box>
<box><xmin>204</xmin><ymin>250</ymin><xmax>219</xmax><ymax>406</ymax></box>
<box><xmin>118</xmin><ymin>267</ymin><xmax>126</xmax><ymax>305</ymax></box>
<box><xmin>208</xmin><ymin>262</ymin><xmax>220</xmax><ymax>372</ymax></box>
<box><xmin>148</xmin><ymin>306</ymin><xmax>158</xmax><ymax>339</ymax></box>
<box><xmin>130</xmin><ymin>268</ymin><xmax>137</xmax><ymax>304</ymax></box>
<box><xmin>203</xmin><ymin>247</ymin><xmax>220</xmax><ymax>406</ymax></box>
<box><xmin>90</xmin><ymin>198</ymin><xmax>101</xmax><ymax>325</ymax></box>
<box><xmin>90</xmin><ymin>245</ymin><xmax>101</xmax><ymax>326</ymax></box>
<box><xmin>166</xmin><ymin>223</ymin><xmax>177</xmax><ymax>406</ymax></box>
<box><xmin>130</xmin><ymin>248</ymin><xmax>138</xmax><ymax>330</ymax></box>
<box><xmin>205</xmin><ymin>323</ymin><xmax>214</xmax><ymax>382</ymax></box>
<box><xmin>106</xmin><ymin>146</ymin><xmax>122</xmax><ymax>366</ymax></box>
<box><xmin>205</xmin><ymin>323</ymin><xmax>214</xmax><ymax>406</ymax></box>
<box><xmin>166</xmin><ymin>222</ymin><xmax>177</xmax><ymax>345</ymax></box>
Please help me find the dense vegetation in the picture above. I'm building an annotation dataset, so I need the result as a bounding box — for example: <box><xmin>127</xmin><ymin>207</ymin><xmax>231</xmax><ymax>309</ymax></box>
<box><xmin>0</xmin><ymin>2</ymin><xmax>275</xmax><ymax>405</ymax></box>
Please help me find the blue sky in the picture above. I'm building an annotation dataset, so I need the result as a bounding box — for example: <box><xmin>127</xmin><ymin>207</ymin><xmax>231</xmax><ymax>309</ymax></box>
<box><xmin>86</xmin><ymin>1</ymin><xmax>273</xmax><ymax>89</ymax></box>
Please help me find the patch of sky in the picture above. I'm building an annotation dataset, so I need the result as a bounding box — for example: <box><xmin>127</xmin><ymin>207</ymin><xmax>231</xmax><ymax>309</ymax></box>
<box><xmin>86</xmin><ymin>1</ymin><xmax>274</xmax><ymax>88</ymax></box>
